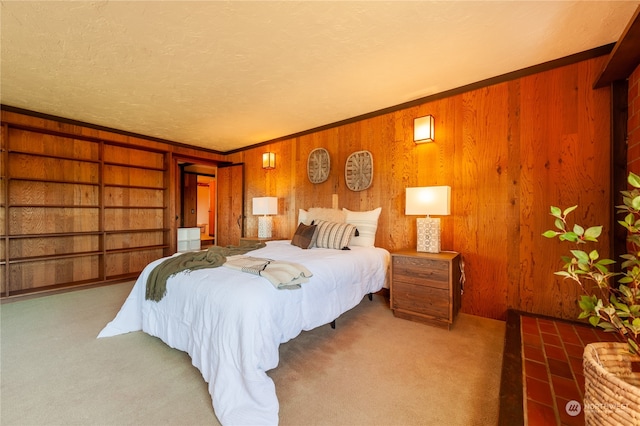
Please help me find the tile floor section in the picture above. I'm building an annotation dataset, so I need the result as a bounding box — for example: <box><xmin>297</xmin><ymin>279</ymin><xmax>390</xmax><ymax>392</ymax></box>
<box><xmin>521</xmin><ymin>314</ymin><xmax>624</xmax><ymax>425</ymax></box>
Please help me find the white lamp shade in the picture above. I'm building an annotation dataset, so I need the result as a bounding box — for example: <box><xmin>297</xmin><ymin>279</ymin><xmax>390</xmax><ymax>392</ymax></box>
<box><xmin>252</xmin><ymin>197</ymin><xmax>278</xmax><ymax>215</ymax></box>
<box><xmin>405</xmin><ymin>186</ymin><xmax>451</xmax><ymax>216</ymax></box>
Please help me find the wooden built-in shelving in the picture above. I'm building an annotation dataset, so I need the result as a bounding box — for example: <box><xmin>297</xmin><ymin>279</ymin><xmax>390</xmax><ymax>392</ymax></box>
<box><xmin>0</xmin><ymin>123</ymin><xmax>171</xmax><ymax>298</ymax></box>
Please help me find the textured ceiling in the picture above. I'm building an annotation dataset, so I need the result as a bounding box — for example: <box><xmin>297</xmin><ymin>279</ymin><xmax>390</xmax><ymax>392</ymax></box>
<box><xmin>1</xmin><ymin>1</ymin><xmax>638</xmax><ymax>152</ymax></box>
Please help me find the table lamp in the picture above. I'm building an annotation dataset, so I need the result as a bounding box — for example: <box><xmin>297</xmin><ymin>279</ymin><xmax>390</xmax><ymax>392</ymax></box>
<box><xmin>252</xmin><ymin>197</ymin><xmax>278</xmax><ymax>238</ymax></box>
<box><xmin>405</xmin><ymin>186</ymin><xmax>451</xmax><ymax>253</ymax></box>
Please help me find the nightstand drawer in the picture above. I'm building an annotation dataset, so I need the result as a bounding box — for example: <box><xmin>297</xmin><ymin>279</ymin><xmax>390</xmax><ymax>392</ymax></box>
<box><xmin>392</xmin><ymin>256</ymin><xmax>449</xmax><ymax>290</ymax></box>
<box><xmin>392</xmin><ymin>281</ymin><xmax>449</xmax><ymax>319</ymax></box>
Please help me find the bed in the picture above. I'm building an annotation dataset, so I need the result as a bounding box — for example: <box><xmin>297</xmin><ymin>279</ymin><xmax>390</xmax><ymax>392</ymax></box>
<box><xmin>98</xmin><ymin>208</ymin><xmax>389</xmax><ymax>425</ymax></box>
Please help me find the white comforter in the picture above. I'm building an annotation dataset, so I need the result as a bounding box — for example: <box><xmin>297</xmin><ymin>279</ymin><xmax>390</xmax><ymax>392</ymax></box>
<box><xmin>98</xmin><ymin>240</ymin><xmax>390</xmax><ymax>425</ymax></box>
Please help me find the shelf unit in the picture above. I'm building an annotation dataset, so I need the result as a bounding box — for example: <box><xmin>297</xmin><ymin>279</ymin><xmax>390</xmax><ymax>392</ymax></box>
<box><xmin>0</xmin><ymin>123</ymin><xmax>171</xmax><ymax>297</ymax></box>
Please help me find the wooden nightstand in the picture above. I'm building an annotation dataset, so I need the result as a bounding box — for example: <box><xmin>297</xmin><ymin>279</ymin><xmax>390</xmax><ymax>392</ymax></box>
<box><xmin>390</xmin><ymin>250</ymin><xmax>461</xmax><ymax>330</ymax></box>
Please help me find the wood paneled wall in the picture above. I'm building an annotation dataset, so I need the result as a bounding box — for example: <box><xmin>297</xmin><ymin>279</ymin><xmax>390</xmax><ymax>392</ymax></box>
<box><xmin>228</xmin><ymin>56</ymin><xmax>612</xmax><ymax>321</ymax></box>
<box><xmin>1</xmin><ymin>55</ymin><xmax>613</xmax><ymax>321</ymax></box>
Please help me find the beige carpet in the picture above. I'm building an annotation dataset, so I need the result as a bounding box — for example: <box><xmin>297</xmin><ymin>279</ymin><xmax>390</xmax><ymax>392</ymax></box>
<box><xmin>1</xmin><ymin>282</ymin><xmax>505</xmax><ymax>425</ymax></box>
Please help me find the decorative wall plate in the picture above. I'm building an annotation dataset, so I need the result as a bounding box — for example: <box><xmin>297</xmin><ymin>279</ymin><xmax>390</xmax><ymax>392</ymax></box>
<box><xmin>307</xmin><ymin>148</ymin><xmax>330</xmax><ymax>184</ymax></box>
<box><xmin>345</xmin><ymin>150</ymin><xmax>373</xmax><ymax>191</ymax></box>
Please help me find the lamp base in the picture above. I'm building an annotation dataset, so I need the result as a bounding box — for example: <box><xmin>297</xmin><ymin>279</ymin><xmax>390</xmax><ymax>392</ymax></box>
<box><xmin>416</xmin><ymin>217</ymin><xmax>440</xmax><ymax>253</ymax></box>
<box><xmin>258</xmin><ymin>216</ymin><xmax>273</xmax><ymax>239</ymax></box>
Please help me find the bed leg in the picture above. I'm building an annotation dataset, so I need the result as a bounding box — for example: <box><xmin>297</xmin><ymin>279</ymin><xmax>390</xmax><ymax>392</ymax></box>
<box><xmin>368</xmin><ymin>293</ymin><xmax>373</xmax><ymax>301</ymax></box>
<box><xmin>330</xmin><ymin>320</ymin><xmax>336</xmax><ymax>329</ymax></box>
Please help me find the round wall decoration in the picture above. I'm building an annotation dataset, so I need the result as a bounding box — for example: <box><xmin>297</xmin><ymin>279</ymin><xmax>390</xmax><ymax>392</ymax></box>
<box><xmin>307</xmin><ymin>148</ymin><xmax>330</xmax><ymax>184</ymax></box>
<box><xmin>345</xmin><ymin>150</ymin><xmax>373</xmax><ymax>191</ymax></box>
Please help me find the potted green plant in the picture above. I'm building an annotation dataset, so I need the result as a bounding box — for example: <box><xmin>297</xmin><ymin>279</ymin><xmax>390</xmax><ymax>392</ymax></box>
<box><xmin>543</xmin><ymin>171</ymin><xmax>640</xmax><ymax>425</ymax></box>
<box><xmin>543</xmin><ymin>171</ymin><xmax>640</xmax><ymax>354</ymax></box>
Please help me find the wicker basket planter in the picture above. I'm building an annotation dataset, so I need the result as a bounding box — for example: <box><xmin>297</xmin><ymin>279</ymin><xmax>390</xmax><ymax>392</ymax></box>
<box><xmin>584</xmin><ymin>342</ymin><xmax>640</xmax><ymax>425</ymax></box>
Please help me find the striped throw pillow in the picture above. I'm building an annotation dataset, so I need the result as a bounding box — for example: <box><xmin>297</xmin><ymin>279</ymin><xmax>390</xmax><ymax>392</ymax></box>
<box><xmin>314</xmin><ymin>220</ymin><xmax>356</xmax><ymax>250</ymax></box>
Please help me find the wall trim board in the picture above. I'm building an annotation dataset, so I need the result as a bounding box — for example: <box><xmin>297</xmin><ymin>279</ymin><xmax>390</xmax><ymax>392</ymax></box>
<box><xmin>0</xmin><ymin>104</ymin><xmax>227</xmax><ymax>156</ymax></box>
<box><xmin>226</xmin><ymin>44</ymin><xmax>615</xmax><ymax>154</ymax></box>
<box><xmin>594</xmin><ymin>5</ymin><xmax>640</xmax><ymax>88</ymax></box>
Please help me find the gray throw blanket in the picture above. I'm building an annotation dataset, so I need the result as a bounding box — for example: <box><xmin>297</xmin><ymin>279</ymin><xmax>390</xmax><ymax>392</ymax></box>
<box><xmin>145</xmin><ymin>241</ymin><xmax>266</xmax><ymax>302</ymax></box>
<box><xmin>223</xmin><ymin>256</ymin><xmax>313</xmax><ymax>289</ymax></box>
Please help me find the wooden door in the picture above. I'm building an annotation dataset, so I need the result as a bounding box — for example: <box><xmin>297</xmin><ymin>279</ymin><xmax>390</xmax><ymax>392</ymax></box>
<box><xmin>182</xmin><ymin>173</ymin><xmax>198</xmax><ymax>227</ymax></box>
<box><xmin>216</xmin><ymin>163</ymin><xmax>244</xmax><ymax>246</ymax></box>
<box><xmin>208</xmin><ymin>182</ymin><xmax>216</xmax><ymax>237</ymax></box>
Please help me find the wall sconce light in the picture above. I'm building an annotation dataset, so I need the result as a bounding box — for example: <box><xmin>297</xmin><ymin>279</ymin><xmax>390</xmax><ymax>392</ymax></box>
<box><xmin>414</xmin><ymin>115</ymin><xmax>435</xmax><ymax>143</ymax></box>
<box><xmin>405</xmin><ymin>186</ymin><xmax>451</xmax><ymax>252</ymax></box>
<box><xmin>262</xmin><ymin>152</ymin><xmax>276</xmax><ymax>169</ymax></box>
<box><xmin>252</xmin><ymin>197</ymin><xmax>278</xmax><ymax>238</ymax></box>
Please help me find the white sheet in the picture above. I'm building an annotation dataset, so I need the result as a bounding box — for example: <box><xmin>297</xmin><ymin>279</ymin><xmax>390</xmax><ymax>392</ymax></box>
<box><xmin>98</xmin><ymin>240</ymin><xmax>390</xmax><ymax>425</ymax></box>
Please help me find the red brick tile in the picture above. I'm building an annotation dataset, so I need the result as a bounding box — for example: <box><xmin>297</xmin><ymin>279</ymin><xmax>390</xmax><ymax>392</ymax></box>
<box><xmin>544</xmin><ymin>343</ymin><xmax>568</xmax><ymax>361</ymax></box>
<box><xmin>526</xmin><ymin>399</ymin><xmax>557</xmax><ymax>426</ymax></box>
<box><xmin>541</xmin><ymin>332</ymin><xmax>562</xmax><ymax>347</ymax></box>
<box><xmin>522</xmin><ymin>331</ymin><xmax>543</xmax><ymax>348</ymax></box>
<box><xmin>567</xmin><ymin>356</ymin><xmax>583</xmax><ymax>380</ymax></box>
<box><xmin>551</xmin><ymin>375</ymin><xmax>581</xmax><ymax>402</ymax></box>
<box><xmin>575</xmin><ymin>327</ymin><xmax>600</xmax><ymax>346</ymax></box>
<box><xmin>538</xmin><ymin>319</ymin><xmax>558</xmax><ymax>334</ymax></box>
<box><xmin>521</xmin><ymin>316</ymin><xmax>539</xmax><ymax>334</ymax></box>
<box><xmin>574</xmin><ymin>372</ymin><xmax>585</xmax><ymax>396</ymax></box>
<box><xmin>526</xmin><ymin>376</ymin><xmax>554</xmax><ymax>405</ymax></box>
<box><xmin>563</xmin><ymin>342</ymin><xmax>585</xmax><ymax>358</ymax></box>
<box><xmin>597</xmin><ymin>331</ymin><xmax>623</xmax><ymax>342</ymax></box>
<box><xmin>519</xmin><ymin>315</ymin><xmax>600</xmax><ymax>426</ymax></box>
<box><xmin>547</xmin><ymin>358</ymin><xmax>573</xmax><ymax>379</ymax></box>
<box><xmin>525</xmin><ymin>359</ymin><xmax>549</xmax><ymax>382</ymax></box>
<box><xmin>555</xmin><ymin>323</ymin><xmax>582</xmax><ymax>345</ymax></box>
<box><xmin>524</xmin><ymin>344</ymin><xmax>546</xmax><ymax>363</ymax></box>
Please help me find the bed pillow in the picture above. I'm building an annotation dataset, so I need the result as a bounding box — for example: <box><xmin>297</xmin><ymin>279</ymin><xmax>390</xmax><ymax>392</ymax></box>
<box><xmin>314</xmin><ymin>220</ymin><xmax>356</xmax><ymax>250</ymax></box>
<box><xmin>307</xmin><ymin>207</ymin><xmax>346</xmax><ymax>224</ymax></box>
<box><xmin>343</xmin><ymin>207</ymin><xmax>382</xmax><ymax>247</ymax></box>
<box><xmin>291</xmin><ymin>222</ymin><xmax>317</xmax><ymax>249</ymax></box>
<box><xmin>298</xmin><ymin>209</ymin><xmax>310</xmax><ymax>225</ymax></box>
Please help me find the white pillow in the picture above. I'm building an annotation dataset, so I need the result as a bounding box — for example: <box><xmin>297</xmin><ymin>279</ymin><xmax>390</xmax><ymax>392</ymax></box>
<box><xmin>308</xmin><ymin>207</ymin><xmax>346</xmax><ymax>224</ymax></box>
<box><xmin>298</xmin><ymin>209</ymin><xmax>310</xmax><ymax>225</ymax></box>
<box><xmin>343</xmin><ymin>207</ymin><xmax>382</xmax><ymax>247</ymax></box>
<box><xmin>313</xmin><ymin>220</ymin><xmax>356</xmax><ymax>250</ymax></box>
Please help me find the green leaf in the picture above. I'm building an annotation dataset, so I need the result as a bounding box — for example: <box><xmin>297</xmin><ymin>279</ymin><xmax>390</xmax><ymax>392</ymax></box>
<box><xmin>554</xmin><ymin>271</ymin><xmax>572</xmax><ymax>278</ymax></box>
<box><xmin>571</xmin><ymin>250</ymin><xmax>590</xmax><ymax>263</ymax></box>
<box><xmin>626</xmin><ymin>213</ymin><xmax>635</xmax><ymax>226</ymax></box>
<box><xmin>589</xmin><ymin>316</ymin><xmax>600</xmax><ymax>327</ymax></box>
<box><xmin>632</xmin><ymin>196</ymin><xmax>640</xmax><ymax>211</ymax></box>
<box><xmin>579</xmin><ymin>295</ymin><xmax>596</xmax><ymax>311</ymax></box>
<box><xmin>560</xmin><ymin>232</ymin><xmax>579</xmax><ymax>242</ymax></box>
<box><xmin>594</xmin><ymin>263</ymin><xmax>609</xmax><ymax>274</ymax></box>
<box><xmin>542</xmin><ymin>230</ymin><xmax>558</xmax><ymax>238</ymax></box>
<box><xmin>563</xmin><ymin>205</ymin><xmax>577</xmax><ymax>216</ymax></box>
<box><xmin>573</xmin><ymin>224</ymin><xmax>585</xmax><ymax>236</ymax></box>
<box><xmin>588</xmin><ymin>250</ymin><xmax>599</xmax><ymax>261</ymax></box>
<box><xmin>554</xmin><ymin>218</ymin><xmax>565</xmax><ymax>232</ymax></box>
<box><xmin>619</xmin><ymin>284</ymin><xmax>632</xmax><ymax>297</ymax></box>
<box><xmin>630</xmin><ymin>172</ymin><xmax>640</xmax><ymax>189</ymax></box>
<box><xmin>584</xmin><ymin>226</ymin><xmax>602</xmax><ymax>240</ymax></box>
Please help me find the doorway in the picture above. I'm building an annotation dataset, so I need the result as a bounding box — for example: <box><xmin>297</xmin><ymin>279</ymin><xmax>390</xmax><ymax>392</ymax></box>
<box><xmin>197</xmin><ymin>175</ymin><xmax>216</xmax><ymax>247</ymax></box>
<box><xmin>180</xmin><ymin>163</ymin><xmax>217</xmax><ymax>248</ymax></box>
